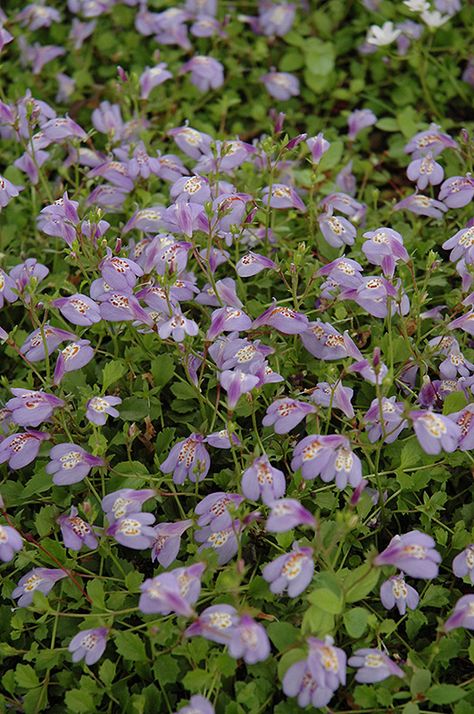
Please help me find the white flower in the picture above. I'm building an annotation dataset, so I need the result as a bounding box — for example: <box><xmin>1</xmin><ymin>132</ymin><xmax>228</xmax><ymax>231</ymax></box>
<box><xmin>421</xmin><ymin>9</ymin><xmax>451</xmax><ymax>26</ymax></box>
<box><xmin>366</xmin><ymin>21</ymin><xmax>402</xmax><ymax>46</ymax></box>
<box><xmin>404</xmin><ymin>0</ymin><xmax>430</xmax><ymax>11</ymax></box>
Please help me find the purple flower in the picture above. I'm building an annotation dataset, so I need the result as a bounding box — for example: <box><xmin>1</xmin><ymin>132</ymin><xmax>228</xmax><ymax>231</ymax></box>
<box><xmin>439</xmin><ymin>174</ymin><xmax>474</xmax><ymax>208</ymax></box>
<box><xmin>262</xmin><ymin>183</ymin><xmax>306</xmax><ymax>211</ymax></box>
<box><xmin>180</xmin><ymin>56</ymin><xmax>224</xmax><ymax>91</ymax></box>
<box><xmin>46</xmin><ymin>443</ymin><xmax>104</xmax><ymax>485</ymax></box>
<box><xmin>185</xmin><ymin>604</ymin><xmax>239</xmax><ymax>643</ymax></box>
<box><xmin>307</xmin><ymin>636</ymin><xmax>346</xmax><ymax>691</ymax></box>
<box><xmin>380</xmin><ymin>573</ymin><xmax>419</xmax><ymax>615</ymax></box>
<box><xmin>266</xmin><ymin>498</ymin><xmax>315</xmax><ymax>532</ymax></box>
<box><xmin>219</xmin><ymin>369</ymin><xmax>259</xmax><ymax>409</ymax></box>
<box><xmin>151</xmin><ymin>519</ymin><xmax>193</xmax><ymax>567</ymax></box>
<box><xmin>168</xmin><ymin>125</ymin><xmax>212</xmax><ymax>160</ymax></box>
<box><xmin>0</xmin><ymin>175</ymin><xmax>24</xmax><ymax>209</ymax></box>
<box><xmin>195</xmin><ymin>521</ymin><xmax>240</xmax><ymax>564</ymax></box>
<box><xmin>443</xmin><ymin>224</ymin><xmax>474</xmax><ymax>262</ymax></box>
<box><xmin>12</xmin><ymin>568</ymin><xmax>67</xmax><ymax>607</ymax></box>
<box><xmin>261</xmin><ymin>71</ymin><xmax>299</xmax><ymax>100</ymax></box>
<box><xmin>262</xmin><ymin>542</ymin><xmax>314</xmax><ymax>597</ymax></box>
<box><xmin>100</xmin><ymin>252</ymin><xmax>143</xmax><ymax>291</ymax></box>
<box><xmin>347</xmin><ymin>109</ymin><xmax>377</xmax><ymax>140</ymax></box>
<box><xmin>102</xmin><ymin>489</ymin><xmax>156</xmax><ymax>522</ymax></box>
<box><xmin>259</xmin><ymin>3</ymin><xmax>295</xmax><ymax>36</ymax></box>
<box><xmin>341</xmin><ymin>276</ymin><xmax>408</xmax><ymax>319</ymax></box>
<box><xmin>0</xmin><ymin>268</ymin><xmax>16</xmax><ymax>307</ymax></box>
<box><xmin>318</xmin><ymin>212</ymin><xmax>356</xmax><ymax>248</ymax></box>
<box><xmin>175</xmin><ymin>695</ymin><xmax>214</xmax><ymax>714</ymax></box>
<box><xmin>236</xmin><ymin>252</ymin><xmax>276</xmax><ymax>278</ymax></box>
<box><xmin>53</xmin><ymin>339</ymin><xmax>95</xmax><ymax>385</ymax></box>
<box><xmin>107</xmin><ymin>512</ymin><xmax>156</xmax><ymax>550</ymax></box>
<box><xmin>253</xmin><ymin>303</ymin><xmax>308</xmax><ymax>334</ymax></box>
<box><xmin>0</xmin><ymin>430</ymin><xmax>50</xmax><ymax>469</ymax></box>
<box><xmin>85</xmin><ymin>396</ymin><xmax>122</xmax><ymax>426</ymax></box>
<box><xmin>262</xmin><ymin>398</ymin><xmax>315</xmax><ymax>434</ymax></box>
<box><xmin>52</xmin><ymin>294</ymin><xmax>101</xmax><ymax>327</ymax></box>
<box><xmin>242</xmin><ymin>455</ymin><xmax>286</xmax><ymax>504</ymax></box>
<box><xmin>361</xmin><ymin>227</ymin><xmax>409</xmax><ymax>277</ymax></box>
<box><xmin>404</xmin><ymin>124</ymin><xmax>458</xmax><ymax>158</ymax></box>
<box><xmin>364</xmin><ymin>397</ymin><xmax>407</xmax><ymax>444</ymax></box>
<box><xmin>159</xmin><ymin>310</ymin><xmax>199</xmax><ymax>342</ymax></box>
<box><xmin>393</xmin><ymin>193</ymin><xmax>448</xmax><ymax>218</ymax></box>
<box><xmin>68</xmin><ymin>627</ymin><xmax>109</xmax><ymax>666</ymax></box>
<box><xmin>229</xmin><ymin>614</ymin><xmax>271</xmax><ymax>663</ymax></box>
<box><xmin>205</xmin><ymin>429</ymin><xmax>241</xmax><ymax>449</ymax></box>
<box><xmin>139</xmin><ymin>63</ymin><xmax>173</xmax><ymax>99</ymax></box>
<box><xmin>139</xmin><ymin>563</ymin><xmax>205</xmax><ymax>615</ymax></box>
<box><xmin>300</xmin><ymin>321</ymin><xmax>353</xmax><ymax>360</ymax></box>
<box><xmin>58</xmin><ymin>506</ymin><xmax>98</xmax><ymax>551</ymax></box>
<box><xmin>318</xmin><ymin>257</ymin><xmax>363</xmax><ymax>292</ymax></box>
<box><xmin>307</xmin><ymin>133</ymin><xmax>330</xmax><ymax>163</ymax></box>
<box><xmin>444</xmin><ymin>594</ymin><xmax>474</xmax><ymax>632</ymax></box>
<box><xmin>452</xmin><ymin>544</ymin><xmax>474</xmax><ymax>583</ymax></box>
<box><xmin>407</xmin><ymin>152</ymin><xmax>444</xmax><ymax>189</ymax></box>
<box><xmin>283</xmin><ymin>657</ymin><xmax>335</xmax><ymax>709</ymax></box>
<box><xmin>291</xmin><ymin>435</ymin><xmax>362</xmax><ymax>489</ymax></box>
<box><xmin>410</xmin><ymin>410</ymin><xmax>461</xmax><ymax>454</ymax></box>
<box><xmin>309</xmin><ymin>382</ymin><xmax>355</xmax><ymax>419</ymax></box>
<box><xmin>348</xmin><ymin>649</ymin><xmax>404</xmax><ymax>683</ymax></box>
<box><xmin>374</xmin><ymin>530</ymin><xmax>442</xmax><ymax>579</ymax></box>
<box><xmin>207</xmin><ymin>307</ymin><xmax>252</xmax><ymax>339</ymax></box>
<box><xmin>195</xmin><ymin>492</ymin><xmax>244</xmax><ymax>531</ymax></box>
<box><xmin>448</xmin><ymin>311</ymin><xmax>474</xmax><ymax>336</ymax></box>
<box><xmin>37</xmin><ymin>192</ymin><xmax>79</xmax><ymax>246</ymax></box>
<box><xmin>5</xmin><ymin>389</ymin><xmax>65</xmax><ymax>427</ymax></box>
<box><xmin>0</xmin><ymin>523</ymin><xmax>23</xmax><ymax>562</ymax></box>
<box><xmin>100</xmin><ymin>293</ymin><xmax>153</xmax><ymax>327</ymax></box>
<box><xmin>160</xmin><ymin>433</ymin><xmax>210</xmax><ymax>484</ymax></box>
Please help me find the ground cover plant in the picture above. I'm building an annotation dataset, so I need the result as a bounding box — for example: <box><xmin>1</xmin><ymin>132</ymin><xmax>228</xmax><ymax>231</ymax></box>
<box><xmin>0</xmin><ymin>0</ymin><xmax>474</xmax><ymax>712</ymax></box>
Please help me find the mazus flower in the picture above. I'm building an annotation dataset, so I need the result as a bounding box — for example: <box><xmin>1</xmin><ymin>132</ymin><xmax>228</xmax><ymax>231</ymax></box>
<box><xmin>261</xmin><ymin>71</ymin><xmax>299</xmax><ymax>100</ymax></box>
<box><xmin>12</xmin><ymin>568</ymin><xmax>67</xmax><ymax>607</ymax></box>
<box><xmin>0</xmin><ymin>523</ymin><xmax>23</xmax><ymax>562</ymax></box>
<box><xmin>58</xmin><ymin>506</ymin><xmax>98</xmax><ymax>551</ymax></box>
<box><xmin>307</xmin><ymin>636</ymin><xmax>346</xmax><ymax>691</ymax></box>
<box><xmin>5</xmin><ymin>389</ymin><xmax>64</xmax><ymax>427</ymax></box>
<box><xmin>52</xmin><ymin>294</ymin><xmax>101</xmax><ymax>326</ymax></box>
<box><xmin>262</xmin><ymin>398</ymin><xmax>315</xmax><ymax>434</ymax></box>
<box><xmin>266</xmin><ymin>498</ymin><xmax>315</xmax><ymax>532</ymax></box>
<box><xmin>102</xmin><ymin>488</ymin><xmax>156</xmax><ymax>522</ymax></box>
<box><xmin>253</xmin><ymin>303</ymin><xmax>308</xmax><ymax>334</ymax></box>
<box><xmin>444</xmin><ymin>594</ymin><xmax>474</xmax><ymax>631</ymax></box>
<box><xmin>262</xmin><ymin>542</ymin><xmax>314</xmax><ymax>597</ymax></box>
<box><xmin>160</xmin><ymin>433</ymin><xmax>210</xmax><ymax>484</ymax></box>
<box><xmin>229</xmin><ymin>615</ymin><xmax>271</xmax><ymax>664</ymax></box>
<box><xmin>195</xmin><ymin>520</ymin><xmax>240</xmax><ymax>565</ymax></box>
<box><xmin>0</xmin><ymin>430</ymin><xmax>50</xmax><ymax>469</ymax></box>
<box><xmin>348</xmin><ymin>649</ymin><xmax>404</xmax><ymax>682</ymax></box>
<box><xmin>283</xmin><ymin>656</ymin><xmax>335</xmax><ymax>709</ymax></box>
<box><xmin>68</xmin><ymin>627</ymin><xmax>109</xmax><ymax>665</ymax></box>
<box><xmin>374</xmin><ymin>529</ymin><xmax>441</xmax><ymax>579</ymax></box>
<box><xmin>176</xmin><ymin>695</ymin><xmax>214</xmax><ymax>714</ymax></box>
<box><xmin>139</xmin><ymin>563</ymin><xmax>205</xmax><ymax>615</ymax></box>
<box><xmin>362</xmin><ymin>227</ymin><xmax>409</xmax><ymax>277</ymax></box>
<box><xmin>195</xmin><ymin>492</ymin><xmax>244</xmax><ymax>531</ymax></box>
<box><xmin>107</xmin><ymin>512</ymin><xmax>156</xmax><ymax>550</ymax></box>
<box><xmin>291</xmin><ymin>435</ymin><xmax>362</xmax><ymax>489</ymax></box>
<box><xmin>452</xmin><ymin>544</ymin><xmax>474</xmax><ymax>583</ymax></box>
<box><xmin>241</xmin><ymin>455</ymin><xmax>286</xmax><ymax>504</ymax></box>
<box><xmin>410</xmin><ymin>410</ymin><xmax>461</xmax><ymax>454</ymax></box>
<box><xmin>151</xmin><ymin>519</ymin><xmax>193</xmax><ymax>567</ymax></box>
<box><xmin>53</xmin><ymin>340</ymin><xmax>95</xmax><ymax>385</ymax></box>
<box><xmin>46</xmin><ymin>443</ymin><xmax>104</xmax><ymax>485</ymax></box>
<box><xmin>180</xmin><ymin>56</ymin><xmax>224</xmax><ymax>91</ymax></box>
<box><xmin>439</xmin><ymin>174</ymin><xmax>474</xmax><ymax>208</ymax></box>
<box><xmin>347</xmin><ymin>109</ymin><xmax>377</xmax><ymax>140</ymax></box>
<box><xmin>185</xmin><ymin>604</ymin><xmax>239</xmax><ymax>643</ymax></box>
<box><xmin>364</xmin><ymin>397</ymin><xmax>407</xmax><ymax>443</ymax></box>
<box><xmin>85</xmin><ymin>395</ymin><xmax>122</xmax><ymax>426</ymax></box>
<box><xmin>380</xmin><ymin>573</ymin><xmax>419</xmax><ymax>615</ymax></box>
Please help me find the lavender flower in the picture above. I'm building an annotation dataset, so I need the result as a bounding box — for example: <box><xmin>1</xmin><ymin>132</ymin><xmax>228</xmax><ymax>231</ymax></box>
<box><xmin>318</xmin><ymin>212</ymin><xmax>356</xmax><ymax>248</ymax></box>
<box><xmin>52</xmin><ymin>294</ymin><xmax>101</xmax><ymax>326</ymax></box>
<box><xmin>219</xmin><ymin>369</ymin><xmax>259</xmax><ymax>409</ymax></box>
<box><xmin>102</xmin><ymin>489</ymin><xmax>156</xmax><ymax>522</ymax></box>
<box><xmin>185</xmin><ymin>604</ymin><xmax>239</xmax><ymax>643</ymax></box>
<box><xmin>139</xmin><ymin>563</ymin><xmax>205</xmax><ymax>615</ymax></box>
<box><xmin>12</xmin><ymin>568</ymin><xmax>67</xmax><ymax>607</ymax></box>
<box><xmin>307</xmin><ymin>636</ymin><xmax>346</xmax><ymax>691</ymax></box>
<box><xmin>309</xmin><ymin>382</ymin><xmax>355</xmax><ymax>419</ymax></box>
<box><xmin>107</xmin><ymin>512</ymin><xmax>156</xmax><ymax>550</ymax></box>
<box><xmin>151</xmin><ymin>519</ymin><xmax>193</xmax><ymax>567</ymax></box>
<box><xmin>68</xmin><ymin>627</ymin><xmax>109</xmax><ymax>665</ymax></box>
<box><xmin>291</xmin><ymin>435</ymin><xmax>362</xmax><ymax>489</ymax></box>
<box><xmin>361</xmin><ymin>227</ymin><xmax>409</xmax><ymax>277</ymax></box>
<box><xmin>206</xmin><ymin>429</ymin><xmax>241</xmax><ymax>449</ymax></box>
<box><xmin>53</xmin><ymin>339</ymin><xmax>95</xmax><ymax>385</ymax></box>
<box><xmin>261</xmin><ymin>71</ymin><xmax>299</xmax><ymax>100</ymax></box>
<box><xmin>438</xmin><ymin>175</ymin><xmax>474</xmax><ymax>208</ymax></box>
<box><xmin>347</xmin><ymin>109</ymin><xmax>377</xmax><ymax>140</ymax></box>
<box><xmin>266</xmin><ymin>498</ymin><xmax>315</xmax><ymax>532</ymax></box>
<box><xmin>348</xmin><ymin>649</ymin><xmax>404</xmax><ymax>682</ymax></box>
<box><xmin>180</xmin><ymin>56</ymin><xmax>224</xmax><ymax>91</ymax></box>
<box><xmin>0</xmin><ymin>523</ymin><xmax>23</xmax><ymax>562</ymax></box>
<box><xmin>380</xmin><ymin>573</ymin><xmax>419</xmax><ymax>615</ymax></box>
<box><xmin>58</xmin><ymin>506</ymin><xmax>98</xmax><ymax>551</ymax></box>
<box><xmin>374</xmin><ymin>530</ymin><xmax>442</xmax><ymax>579</ymax></box>
<box><xmin>407</xmin><ymin>152</ymin><xmax>444</xmax><ymax>189</ymax></box>
<box><xmin>261</xmin><ymin>184</ymin><xmax>305</xmax><ymax>211</ymax></box>
<box><xmin>283</xmin><ymin>657</ymin><xmax>335</xmax><ymax>708</ymax></box>
<box><xmin>5</xmin><ymin>389</ymin><xmax>65</xmax><ymax>427</ymax></box>
<box><xmin>0</xmin><ymin>175</ymin><xmax>24</xmax><ymax>209</ymax></box>
<box><xmin>85</xmin><ymin>396</ymin><xmax>122</xmax><ymax>426</ymax></box>
<box><xmin>0</xmin><ymin>430</ymin><xmax>50</xmax><ymax>469</ymax></box>
<box><xmin>253</xmin><ymin>304</ymin><xmax>308</xmax><ymax>334</ymax></box>
<box><xmin>195</xmin><ymin>492</ymin><xmax>244</xmax><ymax>531</ymax></box>
<box><xmin>236</xmin><ymin>252</ymin><xmax>276</xmax><ymax>278</ymax></box>
<box><xmin>242</xmin><ymin>455</ymin><xmax>286</xmax><ymax>504</ymax></box>
<box><xmin>452</xmin><ymin>544</ymin><xmax>474</xmax><ymax>583</ymax></box>
<box><xmin>307</xmin><ymin>133</ymin><xmax>330</xmax><ymax>163</ymax></box>
<box><xmin>262</xmin><ymin>542</ymin><xmax>314</xmax><ymax>597</ymax></box>
<box><xmin>393</xmin><ymin>193</ymin><xmax>448</xmax><ymax>218</ymax></box>
<box><xmin>195</xmin><ymin>521</ymin><xmax>240</xmax><ymax>564</ymax></box>
<box><xmin>262</xmin><ymin>398</ymin><xmax>315</xmax><ymax>434</ymax></box>
<box><xmin>364</xmin><ymin>397</ymin><xmax>407</xmax><ymax>443</ymax></box>
<box><xmin>46</xmin><ymin>443</ymin><xmax>104</xmax><ymax>485</ymax></box>
<box><xmin>175</xmin><ymin>695</ymin><xmax>214</xmax><ymax>714</ymax></box>
<box><xmin>229</xmin><ymin>615</ymin><xmax>271</xmax><ymax>663</ymax></box>
<box><xmin>410</xmin><ymin>410</ymin><xmax>461</xmax><ymax>454</ymax></box>
<box><xmin>160</xmin><ymin>433</ymin><xmax>210</xmax><ymax>484</ymax></box>
<box><xmin>139</xmin><ymin>63</ymin><xmax>173</xmax><ymax>99</ymax></box>
<box><xmin>444</xmin><ymin>595</ymin><xmax>474</xmax><ymax>631</ymax></box>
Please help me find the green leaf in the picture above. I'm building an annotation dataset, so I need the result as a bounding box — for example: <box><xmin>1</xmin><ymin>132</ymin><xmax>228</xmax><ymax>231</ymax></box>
<box><xmin>34</xmin><ymin>505</ymin><xmax>57</xmax><ymax>537</ymax></box>
<box><xmin>426</xmin><ymin>684</ymin><xmax>466</xmax><ymax>705</ymax></box>
<box><xmin>301</xmin><ymin>605</ymin><xmax>334</xmax><ymax>636</ymax></box>
<box><xmin>317</xmin><ymin>140</ymin><xmax>343</xmax><ymax>171</ymax></box>
<box><xmin>376</xmin><ymin>118</ymin><xmax>399</xmax><ymax>132</ymax></box>
<box><xmin>267</xmin><ymin>622</ymin><xmax>300</xmax><ymax>651</ymax></box>
<box><xmin>151</xmin><ymin>355</ymin><xmax>175</xmax><ymax>390</ymax></box>
<box><xmin>307</xmin><ymin>587</ymin><xmax>343</xmax><ymax>614</ymax></box>
<box><xmin>403</xmin><ymin>704</ymin><xmax>420</xmax><ymax>714</ymax></box>
<box><xmin>343</xmin><ymin>607</ymin><xmax>369</xmax><ymax>638</ymax></box>
<box><xmin>410</xmin><ymin>669</ymin><xmax>431</xmax><ymax>696</ymax></box>
<box><xmin>102</xmin><ymin>360</ymin><xmax>127</xmax><ymax>391</ymax></box>
<box><xmin>125</xmin><ymin>570</ymin><xmax>144</xmax><ymax>592</ymax></box>
<box><xmin>15</xmin><ymin>664</ymin><xmax>40</xmax><ymax>689</ymax></box>
<box><xmin>170</xmin><ymin>382</ymin><xmax>198</xmax><ymax>401</ymax></box>
<box><xmin>443</xmin><ymin>391</ymin><xmax>468</xmax><ymax>415</ymax></box>
<box><xmin>343</xmin><ymin>563</ymin><xmax>380</xmax><ymax>603</ymax></box>
<box><xmin>87</xmin><ymin>579</ymin><xmax>105</xmax><ymax>610</ymax></box>
<box><xmin>22</xmin><ymin>467</ymin><xmax>52</xmax><ymax>499</ymax></box>
<box><xmin>119</xmin><ymin>397</ymin><xmax>150</xmax><ymax>421</ymax></box>
<box><xmin>115</xmin><ymin>632</ymin><xmax>148</xmax><ymax>662</ymax></box>
<box><xmin>99</xmin><ymin>660</ymin><xmax>116</xmax><ymax>687</ymax></box>
<box><xmin>65</xmin><ymin>689</ymin><xmax>95</xmax><ymax>713</ymax></box>
<box><xmin>182</xmin><ymin>668</ymin><xmax>214</xmax><ymax>692</ymax></box>
<box><xmin>153</xmin><ymin>655</ymin><xmax>180</xmax><ymax>686</ymax></box>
